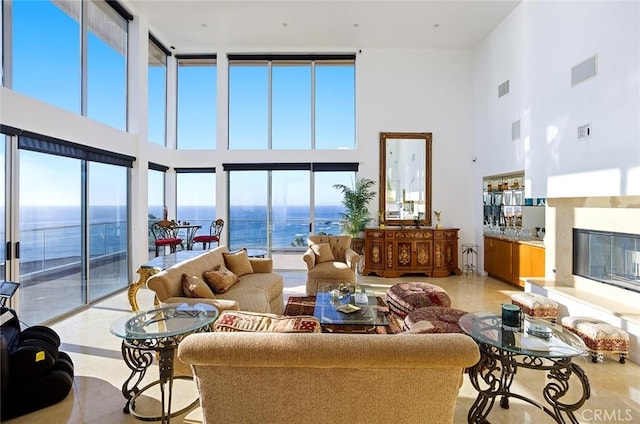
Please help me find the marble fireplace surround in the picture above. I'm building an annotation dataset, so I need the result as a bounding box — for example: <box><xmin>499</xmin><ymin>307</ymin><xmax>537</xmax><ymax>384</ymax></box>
<box><xmin>525</xmin><ymin>196</ymin><xmax>640</xmax><ymax>364</ymax></box>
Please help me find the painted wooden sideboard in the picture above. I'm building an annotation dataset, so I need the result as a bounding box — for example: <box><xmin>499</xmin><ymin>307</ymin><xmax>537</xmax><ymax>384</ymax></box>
<box><xmin>362</xmin><ymin>228</ymin><xmax>461</xmax><ymax>278</ymax></box>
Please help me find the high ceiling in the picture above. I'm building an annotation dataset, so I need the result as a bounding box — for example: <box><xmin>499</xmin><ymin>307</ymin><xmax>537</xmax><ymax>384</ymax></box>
<box><xmin>124</xmin><ymin>0</ymin><xmax>520</xmax><ymax>53</ymax></box>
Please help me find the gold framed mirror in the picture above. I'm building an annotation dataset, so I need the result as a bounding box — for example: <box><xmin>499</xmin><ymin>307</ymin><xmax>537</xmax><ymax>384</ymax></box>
<box><xmin>379</xmin><ymin>132</ymin><xmax>432</xmax><ymax>227</ymax></box>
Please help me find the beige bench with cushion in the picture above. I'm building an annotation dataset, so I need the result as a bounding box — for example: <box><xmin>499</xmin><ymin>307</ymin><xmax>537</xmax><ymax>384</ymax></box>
<box><xmin>561</xmin><ymin>316</ymin><xmax>629</xmax><ymax>363</ymax></box>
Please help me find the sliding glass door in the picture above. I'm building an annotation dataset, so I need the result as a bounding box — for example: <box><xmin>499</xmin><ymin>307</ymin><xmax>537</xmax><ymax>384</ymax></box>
<box><xmin>227</xmin><ymin>168</ymin><xmax>356</xmax><ymax>269</ymax></box>
<box><xmin>228</xmin><ymin>171</ymin><xmax>268</xmax><ymax>250</ymax></box>
<box><xmin>272</xmin><ymin>171</ymin><xmax>309</xmax><ymax>249</ymax></box>
<box><xmin>18</xmin><ymin>151</ymin><xmax>83</xmax><ymax>324</ymax></box>
<box><xmin>87</xmin><ymin>162</ymin><xmax>128</xmax><ymax>302</ymax></box>
<box><xmin>1</xmin><ymin>137</ymin><xmax>7</xmax><ymax>284</ymax></box>
<box><xmin>313</xmin><ymin>172</ymin><xmax>353</xmax><ymax>236</ymax></box>
<box><xmin>5</xmin><ymin>138</ymin><xmax>131</xmax><ymax>325</ymax></box>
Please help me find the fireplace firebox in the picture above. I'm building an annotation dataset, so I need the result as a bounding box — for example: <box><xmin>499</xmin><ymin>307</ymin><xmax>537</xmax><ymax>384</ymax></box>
<box><xmin>573</xmin><ymin>228</ymin><xmax>640</xmax><ymax>294</ymax></box>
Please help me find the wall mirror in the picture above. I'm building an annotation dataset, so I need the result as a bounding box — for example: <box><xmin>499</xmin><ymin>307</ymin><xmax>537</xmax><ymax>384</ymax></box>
<box><xmin>379</xmin><ymin>132</ymin><xmax>432</xmax><ymax>227</ymax></box>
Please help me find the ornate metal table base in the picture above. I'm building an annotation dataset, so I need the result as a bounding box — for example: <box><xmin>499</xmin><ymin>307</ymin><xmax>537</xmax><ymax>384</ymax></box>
<box><xmin>120</xmin><ymin>332</ymin><xmax>203</xmax><ymax>423</ymax></box>
<box><xmin>467</xmin><ymin>342</ymin><xmax>591</xmax><ymax>424</ymax></box>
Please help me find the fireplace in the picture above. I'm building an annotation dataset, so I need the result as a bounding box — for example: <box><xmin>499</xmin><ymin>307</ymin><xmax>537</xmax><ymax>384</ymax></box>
<box><xmin>530</xmin><ymin>197</ymin><xmax>640</xmax><ymax>364</ymax></box>
<box><xmin>573</xmin><ymin>229</ymin><xmax>640</xmax><ymax>294</ymax></box>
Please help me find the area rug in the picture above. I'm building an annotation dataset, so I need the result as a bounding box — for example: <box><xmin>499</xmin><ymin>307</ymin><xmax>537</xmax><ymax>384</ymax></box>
<box><xmin>284</xmin><ymin>296</ymin><xmax>402</xmax><ymax>334</ymax></box>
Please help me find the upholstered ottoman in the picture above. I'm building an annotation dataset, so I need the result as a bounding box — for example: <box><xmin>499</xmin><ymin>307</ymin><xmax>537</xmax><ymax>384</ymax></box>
<box><xmin>386</xmin><ymin>282</ymin><xmax>451</xmax><ymax>319</ymax></box>
<box><xmin>561</xmin><ymin>316</ymin><xmax>629</xmax><ymax>364</ymax></box>
<box><xmin>403</xmin><ymin>307</ymin><xmax>467</xmax><ymax>334</ymax></box>
<box><xmin>511</xmin><ymin>292</ymin><xmax>559</xmax><ymax>321</ymax></box>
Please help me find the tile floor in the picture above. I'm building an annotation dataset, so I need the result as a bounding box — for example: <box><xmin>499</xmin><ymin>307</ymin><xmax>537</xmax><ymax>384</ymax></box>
<box><xmin>4</xmin><ymin>270</ymin><xmax>640</xmax><ymax>423</ymax></box>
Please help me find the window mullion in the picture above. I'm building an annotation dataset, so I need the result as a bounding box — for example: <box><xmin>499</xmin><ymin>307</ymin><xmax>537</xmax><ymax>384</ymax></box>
<box><xmin>268</xmin><ymin>61</ymin><xmax>273</xmax><ymax>150</ymax></box>
<box><xmin>311</xmin><ymin>61</ymin><xmax>316</xmax><ymax>150</ymax></box>
<box><xmin>80</xmin><ymin>0</ymin><xmax>88</xmax><ymax>117</ymax></box>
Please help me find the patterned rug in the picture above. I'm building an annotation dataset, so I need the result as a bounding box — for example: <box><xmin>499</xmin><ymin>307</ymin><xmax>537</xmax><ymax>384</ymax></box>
<box><xmin>284</xmin><ymin>296</ymin><xmax>403</xmax><ymax>334</ymax></box>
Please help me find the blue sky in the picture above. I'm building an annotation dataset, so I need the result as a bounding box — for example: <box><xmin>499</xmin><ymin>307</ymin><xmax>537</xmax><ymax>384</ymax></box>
<box><xmin>10</xmin><ymin>0</ymin><xmax>355</xmax><ymax>207</ymax></box>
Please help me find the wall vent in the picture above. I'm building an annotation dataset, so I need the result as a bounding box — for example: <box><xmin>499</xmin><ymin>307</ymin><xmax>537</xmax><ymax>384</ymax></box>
<box><xmin>511</xmin><ymin>120</ymin><xmax>521</xmax><ymax>141</ymax></box>
<box><xmin>577</xmin><ymin>123</ymin><xmax>591</xmax><ymax>140</ymax></box>
<box><xmin>572</xmin><ymin>55</ymin><xmax>598</xmax><ymax>87</ymax></box>
<box><xmin>498</xmin><ymin>80</ymin><xmax>510</xmax><ymax>98</ymax></box>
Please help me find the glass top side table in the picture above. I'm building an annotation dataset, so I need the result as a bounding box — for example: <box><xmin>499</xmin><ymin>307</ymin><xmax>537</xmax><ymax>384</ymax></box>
<box><xmin>111</xmin><ymin>303</ymin><xmax>218</xmax><ymax>424</ymax></box>
<box><xmin>459</xmin><ymin>311</ymin><xmax>591</xmax><ymax>424</ymax></box>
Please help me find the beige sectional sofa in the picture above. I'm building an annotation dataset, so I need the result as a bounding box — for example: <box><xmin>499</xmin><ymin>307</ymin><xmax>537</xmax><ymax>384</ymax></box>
<box><xmin>178</xmin><ymin>331</ymin><xmax>480</xmax><ymax>424</ymax></box>
<box><xmin>146</xmin><ymin>246</ymin><xmax>284</xmax><ymax>314</ymax></box>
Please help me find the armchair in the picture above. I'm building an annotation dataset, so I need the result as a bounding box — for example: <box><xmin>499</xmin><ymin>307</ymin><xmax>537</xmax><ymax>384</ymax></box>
<box><xmin>302</xmin><ymin>235</ymin><xmax>360</xmax><ymax>295</ymax></box>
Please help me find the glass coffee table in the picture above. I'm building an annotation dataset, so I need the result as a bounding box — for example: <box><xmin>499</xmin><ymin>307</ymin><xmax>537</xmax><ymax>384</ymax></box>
<box><xmin>459</xmin><ymin>311</ymin><xmax>590</xmax><ymax>424</ymax></box>
<box><xmin>111</xmin><ymin>303</ymin><xmax>219</xmax><ymax>423</ymax></box>
<box><xmin>314</xmin><ymin>284</ymin><xmax>389</xmax><ymax>332</ymax></box>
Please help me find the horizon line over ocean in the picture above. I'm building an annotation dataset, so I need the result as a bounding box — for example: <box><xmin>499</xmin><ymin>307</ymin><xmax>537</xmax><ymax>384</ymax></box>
<box><xmin>8</xmin><ymin>205</ymin><xmax>346</xmax><ymax>264</ymax></box>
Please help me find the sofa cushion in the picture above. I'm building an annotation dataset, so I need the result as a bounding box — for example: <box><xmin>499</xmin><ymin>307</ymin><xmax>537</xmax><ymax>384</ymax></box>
<box><xmin>213</xmin><ymin>311</ymin><xmax>321</xmax><ymax>333</ymax></box>
<box><xmin>216</xmin><ymin>283</ymin><xmax>270</xmax><ymax>312</ymax></box>
<box><xmin>182</xmin><ymin>274</ymin><xmax>216</xmax><ymax>299</ymax></box>
<box><xmin>308</xmin><ymin>261</ymin><xmax>354</xmax><ymax>280</ymax></box>
<box><xmin>203</xmin><ymin>265</ymin><xmax>238</xmax><ymax>294</ymax></box>
<box><xmin>223</xmin><ymin>249</ymin><xmax>254</xmax><ymax>277</ymax></box>
<box><xmin>310</xmin><ymin>243</ymin><xmax>335</xmax><ymax>263</ymax></box>
<box><xmin>235</xmin><ymin>272</ymin><xmax>284</xmax><ymax>303</ymax></box>
<box><xmin>308</xmin><ymin>235</ymin><xmax>352</xmax><ymax>262</ymax></box>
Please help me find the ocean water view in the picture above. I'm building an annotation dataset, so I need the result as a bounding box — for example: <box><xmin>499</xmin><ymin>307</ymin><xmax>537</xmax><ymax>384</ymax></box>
<box><xmin>8</xmin><ymin>204</ymin><xmax>345</xmax><ymax>272</ymax></box>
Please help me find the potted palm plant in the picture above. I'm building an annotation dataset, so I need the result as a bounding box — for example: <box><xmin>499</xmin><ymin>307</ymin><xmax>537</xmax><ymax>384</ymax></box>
<box><xmin>333</xmin><ymin>178</ymin><xmax>376</xmax><ymax>252</ymax></box>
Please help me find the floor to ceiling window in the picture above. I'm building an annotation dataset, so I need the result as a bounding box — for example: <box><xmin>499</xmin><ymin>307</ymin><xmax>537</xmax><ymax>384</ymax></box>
<box><xmin>14</xmin><ymin>133</ymin><xmax>133</xmax><ymax>325</ymax></box>
<box><xmin>10</xmin><ymin>0</ymin><xmax>130</xmax><ymax>129</ymax></box>
<box><xmin>86</xmin><ymin>0</ymin><xmax>128</xmax><ymax>130</ymax></box>
<box><xmin>11</xmin><ymin>0</ymin><xmax>80</xmax><ymax>113</ymax></box>
<box><xmin>228</xmin><ymin>54</ymin><xmax>355</xmax><ymax>150</ymax></box>
<box><xmin>176</xmin><ymin>56</ymin><xmax>217</xmax><ymax>149</ymax></box>
<box><xmin>87</xmin><ymin>162</ymin><xmax>128</xmax><ymax>302</ymax></box>
<box><xmin>227</xmin><ymin>170</ymin><xmax>268</xmax><ymax>251</ymax></box>
<box><xmin>148</xmin><ymin>166</ymin><xmax>166</xmax><ymax>221</ymax></box>
<box><xmin>272</xmin><ymin>170</ymin><xmax>310</xmax><ymax>248</ymax></box>
<box><xmin>176</xmin><ymin>169</ymin><xmax>216</xmax><ymax>246</ymax></box>
<box><xmin>226</xmin><ymin>164</ymin><xmax>358</xmax><ymax>256</ymax></box>
<box><xmin>313</xmin><ymin>171</ymin><xmax>355</xmax><ymax>237</ymax></box>
<box><xmin>272</xmin><ymin>62</ymin><xmax>311</xmax><ymax>149</ymax></box>
<box><xmin>147</xmin><ymin>165</ymin><xmax>167</xmax><ymax>256</ymax></box>
<box><xmin>1</xmin><ymin>136</ymin><xmax>7</xmax><ymax>281</ymax></box>
<box><xmin>226</xmin><ymin>54</ymin><xmax>357</xmax><ymax>263</ymax></box>
<box><xmin>315</xmin><ymin>62</ymin><xmax>355</xmax><ymax>149</ymax></box>
<box><xmin>18</xmin><ymin>150</ymin><xmax>83</xmax><ymax>324</ymax></box>
<box><xmin>148</xmin><ymin>34</ymin><xmax>169</xmax><ymax>145</ymax></box>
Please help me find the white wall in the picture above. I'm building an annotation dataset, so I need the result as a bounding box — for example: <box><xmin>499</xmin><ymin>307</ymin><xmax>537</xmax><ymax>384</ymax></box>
<box><xmin>357</xmin><ymin>49</ymin><xmax>476</xmax><ymax>246</ymax></box>
<box><xmin>474</xmin><ymin>1</ymin><xmax>640</xmax><ymax>200</ymax></box>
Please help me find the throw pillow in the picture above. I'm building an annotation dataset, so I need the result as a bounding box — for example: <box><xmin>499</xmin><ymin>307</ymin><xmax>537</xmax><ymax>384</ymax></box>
<box><xmin>203</xmin><ymin>265</ymin><xmax>239</xmax><ymax>294</ymax></box>
<box><xmin>310</xmin><ymin>243</ymin><xmax>335</xmax><ymax>263</ymax></box>
<box><xmin>182</xmin><ymin>273</ymin><xmax>216</xmax><ymax>299</ymax></box>
<box><xmin>214</xmin><ymin>311</ymin><xmax>321</xmax><ymax>333</ymax></box>
<box><xmin>222</xmin><ymin>248</ymin><xmax>254</xmax><ymax>277</ymax></box>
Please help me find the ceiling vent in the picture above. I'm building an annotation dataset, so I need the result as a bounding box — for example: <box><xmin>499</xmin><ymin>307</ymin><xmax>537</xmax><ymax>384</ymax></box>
<box><xmin>498</xmin><ymin>80</ymin><xmax>510</xmax><ymax>98</ymax></box>
<box><xmin>572</xmin><ymin>55</ymin><xmax>597</xmax><ymax>87</ymax></box>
